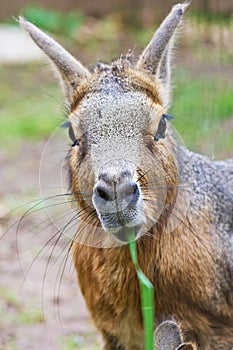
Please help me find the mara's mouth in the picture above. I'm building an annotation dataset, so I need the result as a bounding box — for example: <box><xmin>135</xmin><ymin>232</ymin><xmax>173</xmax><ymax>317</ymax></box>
<box><xmin>111</xmin><ymin>224</ymin><xmax>143</xmax><ymax>242</ymax></box>
<box><xmin>97</xmin><ymin>208</ymin><xmax>145</xmax><ymax>241</ymax></box>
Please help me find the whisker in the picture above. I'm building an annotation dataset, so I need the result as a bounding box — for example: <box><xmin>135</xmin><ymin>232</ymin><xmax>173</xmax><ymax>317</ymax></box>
<box><xmin>17</xmin><ymin>203</ymin><xmax>90</xmax><ymax>285</ymax></box>
<box><xmin>14</xmin><ymin>192</ymin><xmax>92</xmax><ymax>226</ymax></box>
<box><xmin>141</xmin><ymin>183</ymin><xmax>189</xmax><ymax>190</ymax></box>
<box><xmin>54</xmin><ymin>239</ymin><xmax>74</xmax><ymax>330</ymax></box>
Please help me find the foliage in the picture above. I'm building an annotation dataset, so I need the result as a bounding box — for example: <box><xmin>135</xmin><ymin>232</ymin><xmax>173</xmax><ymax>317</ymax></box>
<box><xmin>0</xmin><ymin>65</ymin><xmax>62</xmax><ymax>146</ymax></box>
<box><xmin>0</xmin><ymin>287</ymin><xmax>44</xmax><ymax>326</ymax></box>
<box><xmin>189</xmin><ymin>9</ymin><xmax>233</xmax><ymax>26</ymax></box>
<box><xmin>171</xmin><ymin>68</ymin><xmax>233</xmax><ymax>156</ymax></box>
<box><xmin>20</xmin><ymin>6</ymin><xmax>84</xmax><ymax>37</ymax></box>
<box><xmin>58</xmin><ymin>335</ymin><xmax>100</xmax><ymax>350</ymax></box>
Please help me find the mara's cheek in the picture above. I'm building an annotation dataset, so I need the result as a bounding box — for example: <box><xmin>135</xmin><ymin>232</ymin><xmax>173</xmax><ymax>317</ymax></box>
<box><xmin>70</xmin><ymin>153</ymin><xmax>95</xmax><ymax>208</ymax></box>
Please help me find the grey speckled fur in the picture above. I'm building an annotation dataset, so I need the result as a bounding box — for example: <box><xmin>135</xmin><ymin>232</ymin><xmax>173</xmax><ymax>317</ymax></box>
<box><xmin>180</xmin><ymin>145</ymin><xmax>233</xmax><ymax>283</ymax></box>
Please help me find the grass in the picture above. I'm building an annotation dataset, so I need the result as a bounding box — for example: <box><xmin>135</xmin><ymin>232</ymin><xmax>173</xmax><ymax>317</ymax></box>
<box><xmin>9</xmin><ymin>5</ymin><xmax>84</xmax><ymax>37</ymax></box>
<box><xmin>0</xmin><ymin>287</ymin><xmax>44</xmax><ymax>326</ymax></box>
<box><xmin>171</xmin><ymin>68</ymin><xmax>233</xmax><ymax>155</ymax></box>
<box><xmin>189</xmin><ymin>10</ymin><xmax>233</xmax><ymax>26</ymax></box>
<box><xmin>58</xmin><ymin>335</ymin><xmax>101</xmax><ymax>350</ymax></box>
<box><xmin>0</xmin><ymin>287</ymin><xmax>44</xmax><ymax>350</ymax></box>
<box><xmin>0</xmin><ymin>65</ymin><xmax>63</xmax><ymax>147</ymax></box>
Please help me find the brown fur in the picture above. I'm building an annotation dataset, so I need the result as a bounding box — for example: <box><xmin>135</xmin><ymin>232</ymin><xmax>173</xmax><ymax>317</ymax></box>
<box><xmin>72</xmin><ymin>207</ymin><xmax>232</xmax><ymax>349</ymax></box>
<box><xmin>69</xmin><ymin>60</ymin><xmax>163</xmax><ymax>114</ymax></box>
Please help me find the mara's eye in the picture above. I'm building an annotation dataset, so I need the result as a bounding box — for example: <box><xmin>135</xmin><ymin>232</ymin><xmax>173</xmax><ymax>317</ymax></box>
<box><xmin>154</xmin><ymin>114</ymin><xmax>174</xmax><ymax>142</ymax></box>
<box><xmin>60</xmin><ymin>121</ymin><xmax>79</xmax><ymax>147</ymax></box>
<box><xmin>68</xmin><ymin>125</ymin><xmax>79</xmax><ymax>147</ymax></box>
<box><xmin>71</xmin><ymin>138</ymin><xmax>80</xmax><ymax>147</ymax></box>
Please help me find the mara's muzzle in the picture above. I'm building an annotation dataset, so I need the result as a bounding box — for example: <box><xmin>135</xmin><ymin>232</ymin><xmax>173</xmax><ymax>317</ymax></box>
<box><xmin>92</xmin><ymin>165</ymin><xmax>145</xmax><ymax>236</ymax></box>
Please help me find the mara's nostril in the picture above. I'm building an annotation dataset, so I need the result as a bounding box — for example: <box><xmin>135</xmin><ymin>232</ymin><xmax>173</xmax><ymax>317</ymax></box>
<box><xmin>122</xmin><ymin>182</ymin><xmax>140</xmax><ymax>204</ymax></box>
<box><xmin>94</xmin><ymin>182</ymin><xmax>140</xmax><ymax>205</ymax></box>
<box><xmin>133</xmin><ymin>183</ymin><xmax>139</xmax><ymax>199</ymax></box>
<box><xmin>96</xmin><ymin>186</ymin><xmax>111</xmax><ymax>201</ymax></box>
<box><xmin>131</xmin><ymin>183</ymin><xmax>140</xmax><ymax>203</ymax></box>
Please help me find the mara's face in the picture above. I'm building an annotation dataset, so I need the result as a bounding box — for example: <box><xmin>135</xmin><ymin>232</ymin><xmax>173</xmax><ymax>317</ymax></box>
<box><xmin>20</xmin><ymin>3</ymin><xmax>189</xmax><ymax>245</ymax></box>
<box><xmin>68</xmin><ymin>68</ymin><xmax>175</xmax><ymax>243</ymax></box>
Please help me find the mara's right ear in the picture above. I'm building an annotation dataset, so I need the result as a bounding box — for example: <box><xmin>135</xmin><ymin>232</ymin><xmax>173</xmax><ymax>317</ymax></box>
<box><xmin>19</xmin><ymin>17</ymin><xmax>90</xmax><ymax>100</ymax></box>
<box><xmin>137</xmin><ymin>2</ymin><xmax>190</xmax><ymax>108</ymax></box>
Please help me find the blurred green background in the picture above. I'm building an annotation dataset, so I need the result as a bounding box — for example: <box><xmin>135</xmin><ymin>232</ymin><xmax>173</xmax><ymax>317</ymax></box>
<box><xmin>0</xmin><ymin>1</ymin><xmax>232</xmax><ymax>350</ymax></box>
<box><xmin>0</xmin><ymin>1</ymin><xmax>233</xmax><ymax>158</ymax></box>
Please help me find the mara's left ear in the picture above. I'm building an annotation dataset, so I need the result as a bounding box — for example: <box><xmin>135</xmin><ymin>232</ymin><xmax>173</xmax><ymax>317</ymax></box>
<box><xmin>154</xmin><ymin>320</ymin><xmax>197</xmax><ymax>350</ymax></box>
<box><xmin>19</xmin><ymin>17</ymin><xmax>91</xmax><ymax>101</ymax></box>
<box><xmin>137</xmin><ymin>2</ymin><xmax>190</xmax><ymax>108</ymax></box>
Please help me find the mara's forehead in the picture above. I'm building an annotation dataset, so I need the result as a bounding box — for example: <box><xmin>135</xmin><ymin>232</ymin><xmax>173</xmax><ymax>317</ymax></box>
<box><xmin>74</xmin><ymin>91</ymin><xmax>158</xmax><ymax>170</ymax></box>
<box><xmin>71</xmin><ymin>90</ymin><xmax>160</xmax><ymax>138</ymax></box>
<box><xmin>69</xmin><ymin>60</ymin><xmax>164</xmax><ymax>136</ymax></box>
<box><xmin>81</xmin><ymin>91</ymin><xmax>149</xmax><ymax>124</ymax></box>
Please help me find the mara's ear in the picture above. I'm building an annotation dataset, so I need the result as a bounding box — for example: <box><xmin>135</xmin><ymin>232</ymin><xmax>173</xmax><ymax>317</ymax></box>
<box><xmin>137</xmin><ymin>2</ymin><xmax>190</xmax><ymax>107</ymax></box>
<box><xmin>154</xmin><ymin>321</ymin><xmax>197</xmax><ymax>350</ymax></box>
<box><xmin>19</xmin><ymin>17</ymin><xmax>90</xmax><ymax>100</ymax></box>
<box><xmin>155</xmin><ymin>321</ymin><xmax>182</xmax><ymax>350</ymax></box>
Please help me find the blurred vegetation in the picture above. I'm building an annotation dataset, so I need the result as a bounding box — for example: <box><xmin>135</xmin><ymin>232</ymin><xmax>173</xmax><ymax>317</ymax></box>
<box><xmin>58</xmin><ymin>334</ymin><xmax>100</xmax><ymax>350</ymax></box>
<box><xmin>12</xmin><ymin>6</ymin><xmax>84</xmax><ymax>37</ymax></box>
<box><xmin>0</xmin><ymin>286</ymin><xmax>44</xmax><ymax>350</ymax></box>
<box><xmin>1</xmin><ymin>6</ymin><xmax>233</xmax><ymax>159</ymax></box>
<box><xmin>25</xmin><ymin>7</ymin><xmax>81</xmax><ymax>36</ymax></box>
<box><xmin>171</xmin><ymin>69</ymin><xmax>233</xmax><ymax>156</ymax></box>
<box><xmin>0</xmin><ymin>286</ymin><xmax>44</xmax><ymax>326</ymax></box>
<box><xmin>189</xmin><ymin>10</ymin><xmax>233</xmax><ymax>26</ymax></box>
<box><xmin>0</xmin><ymin>65</ymin><xmax>62</xmax><ymax>145</ymax></box>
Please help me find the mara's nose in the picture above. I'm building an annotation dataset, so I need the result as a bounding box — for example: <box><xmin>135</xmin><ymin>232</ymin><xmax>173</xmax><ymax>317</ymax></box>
<box><xmin>92</xmin><ymin>167</ymin><xmax>144</xmax><ymax>232</ymax></box>
<box><xmin>93</xmin><ymin>169</ymin><xmax>140</xmax><ymax>210</ymax></box>
<box><xmin>95</xmin><ymin>181</ymin><xmax>139</xmax><ymax>204</ymax></box>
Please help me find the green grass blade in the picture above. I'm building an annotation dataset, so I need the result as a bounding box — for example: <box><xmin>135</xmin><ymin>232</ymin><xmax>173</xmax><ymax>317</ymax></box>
<box><xmin>127</xmin><ymin>229</ymin><xmax>154</xmax><ymax>350</ymax></box>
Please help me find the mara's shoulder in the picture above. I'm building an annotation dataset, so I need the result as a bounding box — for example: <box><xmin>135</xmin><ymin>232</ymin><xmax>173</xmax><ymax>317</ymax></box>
<box><xmin>214</xmin><ymin>158</ymin><xmax>233</xmax><ymax>191</ymax></box>
<box><xmin>177</xmin><ymin>147</ymin><xmax>233</xmax><ymax>237</ymax></box>
<box><xmin>177</xmin><ymin>147</ymin><xmax>233</xmax><ymax>198</ymax></box>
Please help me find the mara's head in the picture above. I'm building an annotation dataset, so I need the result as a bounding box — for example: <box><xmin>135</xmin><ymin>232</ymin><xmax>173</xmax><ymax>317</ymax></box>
<box><xmin>20</xmin><ymin>3</ymin><xmax>189</xmax><ymax>246</ymax></box>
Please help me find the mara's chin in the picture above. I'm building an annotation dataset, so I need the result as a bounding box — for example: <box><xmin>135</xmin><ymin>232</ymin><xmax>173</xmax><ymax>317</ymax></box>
<box><xmin>101</xmin><ymin>217</ymin><xmax>145</xmax><ymax>242</ymax></box>
<box><xmin>111</xmin><ymin>224</ymin><xmax>143</xmax><ymax>242</ymax></box>
<box><xmin>95</xmin><ymin>204</ymin><xmax>146</xmax><ymax>242</ymax></box>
